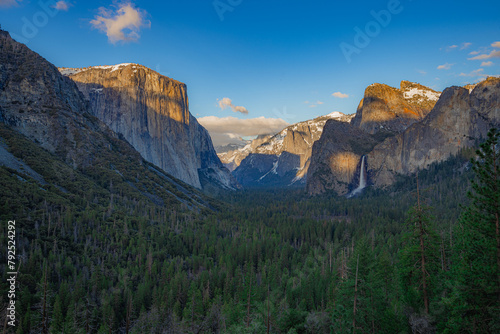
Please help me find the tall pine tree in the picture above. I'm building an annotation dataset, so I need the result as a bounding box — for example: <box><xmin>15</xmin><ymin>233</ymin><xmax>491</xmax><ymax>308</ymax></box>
<box><xmin>448</xmin><ymin>128</ymin><xmax>500</xmax><ymax>333</ymax></box>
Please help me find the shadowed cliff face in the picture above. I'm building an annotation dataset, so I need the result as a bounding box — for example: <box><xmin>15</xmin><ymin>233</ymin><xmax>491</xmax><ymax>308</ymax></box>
<box><xmin>367</xmin><ymin>77</ymin><xmax>500</xmax><ymax>187</ymax></box>
<box><xmin>0</xmin><ymin>30</ymin><xmax>108</xmax><ymax>167</ymax></box>
<box><xmin>306</xmin><ymin>120</ymin><xmax>381</xmax><ymax>195</ymax></box>
<box><xmin>229</xmin><ymin>112</ymin><xmax>354</xmax><ymax>188</ymax></box>
<box><xmin>307</xmin><ymin>78</ymin><xmax>500</xmax><ymax>196</ymax></box>
<box><xmin>60</xmin><ymin>64</ymin><xmax>238</xmax><ymax>190</ymax></box>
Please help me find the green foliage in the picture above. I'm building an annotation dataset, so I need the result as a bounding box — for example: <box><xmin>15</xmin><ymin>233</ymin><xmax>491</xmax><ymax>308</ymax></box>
<box><xmin>1</xmin><ymin>126</ymin><xmax>498</xmax><ymax>333</ymax></box>
<box><xmin>446</xmin><ymin>128</ymin><xmax>500</xmax><ymax>333</ymax></box>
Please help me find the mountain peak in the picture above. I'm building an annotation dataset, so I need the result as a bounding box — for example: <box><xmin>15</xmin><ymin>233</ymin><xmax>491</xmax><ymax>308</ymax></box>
<box><xmin>352</xmin><ymin>80</ymin><xmax>440</xmax><ymax>134</ymax></box>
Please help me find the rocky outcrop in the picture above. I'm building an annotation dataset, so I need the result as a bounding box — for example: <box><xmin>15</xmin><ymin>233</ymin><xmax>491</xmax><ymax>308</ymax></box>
<box><xmin>0</xmin><ymin>29</ymin><xmax>214</xmax><ymax>208</ymax></box>
<box><xmin>306</xmin><ymin>120</ymin><xmax>380</xmax><ymax>195</ymax></box>
<box><xmin>218</xmin><ymin>134</ymin><xmax>272</xmax><ymax>171</ymax></box>
<box><xmin>60</xmin><ymin>64</ymin><xmax>238</xmax><ymax>190</ymax></box>
<box><xmin>367</xmin><ymin>77</ymin><xmax>500</xmax><ymax>187</ymax></box>
<box><xmin>0</xmin><ymin>29</ymin><xmax>106</xmax><ymax>167</ymax></box>
<box><xmin>351</xmin><ymin>81</ymin><xmax>440</xmax><ymax>134</ymax></box>
<box><xmin>307</xmin><ymin>78</ymin><xmax>500</xmax><ymax>196</ymax></box>
<box><xmin>232</xmin><ymin>112</ymin><xmax>353</xmax><ymax>187</ymax></box>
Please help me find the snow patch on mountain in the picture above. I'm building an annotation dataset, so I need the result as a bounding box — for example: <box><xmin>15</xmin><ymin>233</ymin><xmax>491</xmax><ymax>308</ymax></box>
<box><xmin>403</xmin><ymin>87</ymin><xmax>440</xmax><ymax>101</ymax></box>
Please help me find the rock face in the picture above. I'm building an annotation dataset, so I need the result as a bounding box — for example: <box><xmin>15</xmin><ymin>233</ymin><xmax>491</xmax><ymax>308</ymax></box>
<box><xmin>306</xmin><ymin>120</ymin><xmax>380</xmax><ymax>195</ymax></box>
<box><xmin>218</xmin><ymin>134</ymin><xmax>272</xmax><ymax>171</ymax></box>
<box><xmin>232</xmin><ymin>112</ymin><xmax>353</xmax><ymax>187</ymax></box>
<box><xmin>351</xmin><ymin>81</ymin><xmax>440</xmax><ymax>134</ymax></box>
<box><xmin>0</xmin><ymin>29</ymin><xmax>214</xmax><ymax>208</ymax></box>
<box><xmin>368</xmin><ymin>78</ymin><xmax>500</xmax><ymax>187</ymax></box>
<box><xmin>60</xmin><ymin>64</ymin><xmax>238</xmax><ymax>190</ymax></box>
<box><xmin>0</xmin><ymin>29</ymin><xmax>102</xmax><ymax>166</ymax></box>
<box><xmin>307</xmin><ymin>78</ymin><xmax>500</xmax><ymax>195</ymax></box>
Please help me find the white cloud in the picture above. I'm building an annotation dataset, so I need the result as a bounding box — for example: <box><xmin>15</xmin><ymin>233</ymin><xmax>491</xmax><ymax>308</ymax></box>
<box><xmin>309</xmin><ymin>105</ymin><xmax>317</xmax><ymax>108</ymax></box>
<box><xmin>90</xmin><ymin>2</ymin><xmax>150</xmax><ymax>44</ymax></box>
<box><xmin>0</xmin><ymin>0</ymin><xmax>21</xmax><ymax>8</ymax></box>
<box><xmin>468</xmin><ymin>41</ymin><xmax>500</xmax><ymax>60</ymax></box>
<box><xmin>418</xmin><ymin>69</ymin><xmax>427</xmax><ymax>75</ymax></box>
<box><xmin>332</xmin><ymin>92</ymin><xmax>349</xmax><ymax>99</ymax></box>
<box><xmin>316</xmin><ymin>101</ymin><xmax>324</xmax><ymax>105</ymax></box>
<box><xmin>217</xmin><ymin>97</ymin><xmax>249</xmax><ymax>114</ymax></box>
<box><xmin>459</xmin><ymin>68</ymin><xmax>485</xmax><ymax>77</ymax></box>
<box><xmin>469</xmin><ymin>50</ymin><xmax>500</xmax><ymax>60</ymax></box>
<box><xmin>460</xmin><ymin>42</ymin><xmax>472</xmax><ymax>50</ymax></box>
<box><xmin>53</xmin><ymin>1</ymin><xmax>71</xmax><ymax>11</ymax></box>
<box><xmin>437</xmin><ymin>63</ymin><xmax>453</xmax><ymax>70</ymax></box>
<box><xmin>481</xmin><ymin>61</ymin><xmax>494</xmax><ymax>67</ymax></box>
<box><xmin>198</xmin><ymin>116</ymin><xmax>289</xmax><ymax>146</ymax></box>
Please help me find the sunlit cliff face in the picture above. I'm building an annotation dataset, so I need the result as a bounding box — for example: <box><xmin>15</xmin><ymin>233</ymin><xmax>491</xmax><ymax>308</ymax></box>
<box><xmin>329</xmin><ymin>152</ymin><xmax>359</xmax><ymax>183</ymax></box>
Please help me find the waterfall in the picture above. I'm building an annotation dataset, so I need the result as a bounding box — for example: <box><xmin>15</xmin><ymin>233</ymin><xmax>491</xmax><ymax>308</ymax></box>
<box><xmin>348</xmin><ymin>155</ymin><xmax>367</xmax><ymax>198</ymax></box>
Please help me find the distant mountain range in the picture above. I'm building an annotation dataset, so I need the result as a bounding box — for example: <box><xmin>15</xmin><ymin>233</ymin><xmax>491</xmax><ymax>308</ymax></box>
<box><xmin>221</xmin><ymin>112</ymin><xmax>354</xmax><ymax>187</ymax></box>
<box><xmin>1</xmin><ymin>27</ymin><xmax>498</xmax><ymax>199</ymax></box>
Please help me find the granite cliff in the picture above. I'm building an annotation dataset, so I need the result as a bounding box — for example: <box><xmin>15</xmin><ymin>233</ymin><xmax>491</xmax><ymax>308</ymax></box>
<box><xmin>307</xmin><ymin>78</ymin><xmax>500</xmax><ymax>195</ymax></box>
<box><xmin>367</xmin><ymin>77</ymin><xmax>500</xmax><ymax>187</ymax></box>
<box><xmin>217</xmin><ymin>134</ymin><xmax>272</xmax><ymax>171</ymax></box>
<box><xmin>232</xmin><ymin>112</ymin><xmax>353</xmax><ymax>187</ymax></box>
<box><xmin>0</xmin><ymin>29</ymin><xmax>212</xmax><ymax>208</ymax></box>
<box><xmin>59</xmin><ymin>64</ymin><xmax>238</xmax><ymax>190</ymax></box>
<box><xmin>351</xmin><ymin>81</ymin><xmax>440</xmax><ymax>134</ymax></box>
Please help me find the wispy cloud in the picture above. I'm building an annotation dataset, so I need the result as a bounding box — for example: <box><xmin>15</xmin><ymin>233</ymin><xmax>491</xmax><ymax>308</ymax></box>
<box><xmin>481</xmin><ymin>61</ymin><xmax>494</xmax><ymax>67</ymax></box>
<box><xmin>0</xmin><ymin>0</ymin><xmax>21</xmax><ymax>8</ymax></box>
<box><xmin>460</xmin><ymin>42</ymin><xmax>472</xmax><ymax>50</ymax></box>
<box><xmin>217</xmin><ymin>97</ymin><xmax>249</xmax><ymax>114</ymax></box>
<box><xmin>90</xmin><ymin>2</ymin><xmax>151</xmax><ymax>44</ymax></box>
<box><xmin>437</xmin><ymin>63</ymin><xmax>454</xmax><ymax>70</ymax></box>
<box><xmin>198</xmin><ymin>116</ymin><xmax>289</xmax><ymax>146</ymax></box>
<box><xmin>417</xmin><ymin>69</ymin><xmax>427</xmax><ymax>75</ymax></box>
<box><xmin>468</xmin><ymin>41</ymin><xmax>500</xmax><ymax>60</ymax></box>
<box><xmin>444</xmin><ymin>44</ymin><xmax>458</xmax><ymax>52</ymax></box>
<box><xmin>332</xmin><ymin>92</ymin><xmax>349</xmax><ymax>99</ymax></box>
<box><xmin>53</xmin><ymin>1</ymin><xmax>71</xmax><ymax>11</ymax></box>
<box><xmin>459</xmin><ymin>68</ymin><xmax>484</xmax><ymax>77</ymax></box>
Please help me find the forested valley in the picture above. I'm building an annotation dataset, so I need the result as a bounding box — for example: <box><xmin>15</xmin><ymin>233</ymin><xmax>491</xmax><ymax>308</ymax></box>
<box><xmin>1</xmin><ymin>130</ymin><xmax>499</xmax><ymax>334</ymax></box>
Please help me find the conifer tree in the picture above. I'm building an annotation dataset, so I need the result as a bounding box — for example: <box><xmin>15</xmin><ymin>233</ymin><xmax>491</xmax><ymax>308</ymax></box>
<box><xmin>448</xmin><ymin>128</ymin><xmax>500</xmax><ymax>333</ymax></box>
<box><xmin>399</xmin><ymin>175</ymin><xmax>440</xmax><ymax>332</ymax></box>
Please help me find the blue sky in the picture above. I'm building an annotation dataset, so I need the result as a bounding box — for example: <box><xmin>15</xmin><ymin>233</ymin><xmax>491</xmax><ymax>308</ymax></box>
<box><xmin>1</xmin><ymin>0</ymin><xmax>499</xmax><ymax>145</ymax></box>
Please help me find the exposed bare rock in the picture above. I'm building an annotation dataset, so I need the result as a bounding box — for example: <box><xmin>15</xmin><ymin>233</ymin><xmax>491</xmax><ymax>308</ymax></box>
<box><xmin>218</xmin><ymin>134</ymin><xmax>272</xmax><ymax>171</ymax></box>
<box><xmin>306</xmin><ymin>120</ymin><xmax>380</xmax><ymax>195</ymax></box>
<box><xmin>367</xmin><ymin>77</ymin><xmax>500</xmax><ymax>187</ymax></box>
<box><xmin>60</xmin><ymin>64</ymin><xmax>238</xmax><ymax>190</ymax></box>
<box><xmin>0</xmin><ymin>29</ymin><xmax>112</xmax><ymax>168</ymax></box>
<box><xmin>306</xmin><ymin>79</ymin><xmax>500</xmax><ymax>196</ymax></box>
<box><xmin>232</xmin><ymin>112</ymin><xmax>354</xmax><ymax>187</ymax></box>
<box><xmin>351</xmin><ymin>81</ymin><xmax>440</xmax><ymax>134</ymax></box>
